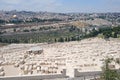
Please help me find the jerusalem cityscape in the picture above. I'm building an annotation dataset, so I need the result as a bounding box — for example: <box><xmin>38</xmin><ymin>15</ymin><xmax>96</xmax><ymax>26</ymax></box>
<box><xmin>0</xmin><ymin>0</ymin><xmax>120</xmax><ymax>80</ymax></box>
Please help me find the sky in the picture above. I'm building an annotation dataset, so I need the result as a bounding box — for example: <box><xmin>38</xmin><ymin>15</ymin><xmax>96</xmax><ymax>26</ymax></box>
<box><xmin>0</xmin><ymin>0</ymin><xmax>120</xmax><ymax>13</ymax></box>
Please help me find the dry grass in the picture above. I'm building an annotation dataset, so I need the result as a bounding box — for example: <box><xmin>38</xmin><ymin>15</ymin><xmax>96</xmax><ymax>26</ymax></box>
<box><xmin>71</xmin><ymin>21</ymin><xmax>89</xmax><ymax>28</ymax></box>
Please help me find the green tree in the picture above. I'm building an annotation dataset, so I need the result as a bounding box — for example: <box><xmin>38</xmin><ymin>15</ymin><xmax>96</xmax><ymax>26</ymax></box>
<box><xmin>23</xmin><ymin>29</ymin><xmax>29</xmax><ymax>32</ymax></box>
<box><xmin>58</xmin><ymin>37</ymin><xmax>64</xmax><ymax>42</ymax></box>
<box><xmin>13</xmin><ymin>28</ymin><xmax>16</xmax><ymax>32</ymax></box>
<box><xmin>113</xmin><ymin>32</ymin><xmax>118</xmax><ymax>38</ymax></box>
<box><xmin>101</xmin><ymin>58</ymin><xmax>120</xmax><ymax>80</ymax></box>
<box><xmin>65</xmin><ymin>37</ymin><xmax>68</xmax><ymax>42</ymax></box>
<box><xmin>103</xmin><ymin>31</ymin><xmax>112</xmax><ymax>38</ymax></box>
<box><xmin>54</xmin><ymin>38</ymin><xmax>57</xmax><ymax>42</ymax></box>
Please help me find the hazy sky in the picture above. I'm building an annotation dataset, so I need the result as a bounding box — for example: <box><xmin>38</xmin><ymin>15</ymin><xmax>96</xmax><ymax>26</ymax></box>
<box><xmin>0</xmin><ymin>0</ymin><xmax>120</xmax><ymax>13</ymax></box>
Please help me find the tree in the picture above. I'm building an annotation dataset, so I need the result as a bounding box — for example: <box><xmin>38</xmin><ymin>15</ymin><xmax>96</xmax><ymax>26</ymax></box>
<box><xmin>23</xmin><ymin>29</ymin><xmax>29</xmax><ymax>32</ymax></box>
<box><xmin>76</xmin><ymin>36</ymin><xmax>80</xmax><ymax>41</ymax></box>
<box><xmin>31</xmin><ymin>29</ymin><xmax>36</xmax><ymax>32</ymax></box>
<box><xmin>67</xmin><ymin>37</ymin><xmax>71</xmax><ymax>42</ymax></box>
<box><xmin>113</xmin><ymin>32</ymin><xmax>118</xmax><ymax>38</ymax></box>
<box><xmin>103</xmin><ymin>31</ymin><xmax>112</xmax><ymax>38</ymax></box>
<box><xmin>101</xmin><ymin>58</ymin><xmax>120</xmax><ymax>80</ymax></box>
<box><xmin>13</xmin><ymin>28</ymin><xmax>16</xmax><ymax>32</ymax></box>
<box><xmin>71</xmin><ymin>36</ymin><xmax>76</xmax><ymax>41</ymax></box>
<box><xmin>0</xmin><ymin>19</ymin><xmax>5</xmax><ymax>24</ymax></box>
<box><xmin>69</xmin><ymin>26</ymin><xmax>76</xmax><ymax>32</ymax></box>
<box><xmin>58</xmin><ymin>37</ymin><xmax>64</xmax><ymax>42</ymax></box>
<box><xmin>65</xmin><ymin>37</ymin><xmax>68</xmax><ymax>42</ymax></box>
<box><xmin>54</xmin><ymin>38</ymin><xmax>57</xmax><ymax>42</ymax></box>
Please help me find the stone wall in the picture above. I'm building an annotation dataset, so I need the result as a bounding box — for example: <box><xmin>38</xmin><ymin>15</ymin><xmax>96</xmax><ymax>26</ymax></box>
<box><xmin>74</xmin><ymin>69</ymin><xmax>102</xmax><ymax>77</ymax></box>
<box><xmin>0</xmin><ymin>69</ymin><xmax>68</xmax><ymax>80</ymax></box>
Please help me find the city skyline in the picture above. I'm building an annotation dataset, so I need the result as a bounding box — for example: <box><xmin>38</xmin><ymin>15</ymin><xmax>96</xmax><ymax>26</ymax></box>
<box><xmin>0</xmin><ymin>0</ymin><xmax>120</xmax><ymax>13</ymax></box>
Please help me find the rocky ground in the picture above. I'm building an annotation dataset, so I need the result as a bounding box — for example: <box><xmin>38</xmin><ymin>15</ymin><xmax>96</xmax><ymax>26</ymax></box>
<box><xmin>0</xmin><ymin>38</ymin><xmax>120</xmax><ymax>77</ymax></box>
